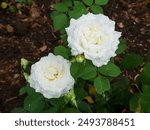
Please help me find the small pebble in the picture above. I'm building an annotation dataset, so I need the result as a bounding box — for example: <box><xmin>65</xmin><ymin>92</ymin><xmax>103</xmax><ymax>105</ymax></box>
<box><xmin>117</xmin><ymin>22</ymin><xmax>124</xmax><ymax>28</ymax></box>
<box><xmin>6</xmin><ymin>24</ymin><xmax>14</xmax><ymax>33</ymax></box>
<box><xmin>39</xmin><ymin>45</ymin><xmax>47</xmax><ymax>52</ymax></box>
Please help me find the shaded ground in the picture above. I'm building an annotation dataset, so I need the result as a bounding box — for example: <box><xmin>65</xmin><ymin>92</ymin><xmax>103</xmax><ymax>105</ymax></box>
<box><xmin>0</xmin><ymin>0</ymin><xmax>150</xmax><ymax>112</ymax></box>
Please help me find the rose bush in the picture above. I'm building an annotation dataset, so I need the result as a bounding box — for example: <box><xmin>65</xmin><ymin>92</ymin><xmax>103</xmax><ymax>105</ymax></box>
<box><xmin>11</xmin><ymin>0</ymin><xmax>148</xmax><ymax>113</ymax></box>
<box><xmin>28</xmin><ymin>53</ymin><xmax>75</xmax><ymax>99</ymax></box>
<box><xmin>66</xmin><ymin>13</ymin><xmax>121</xmax><ymax>67</ymax></box>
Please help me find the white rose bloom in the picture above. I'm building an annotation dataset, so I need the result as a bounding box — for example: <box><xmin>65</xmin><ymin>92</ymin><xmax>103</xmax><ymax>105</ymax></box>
<box><xmin>66</xmin><ymin>13</ymin><xmax>121</xmax><ymax>67</ymax></box>
<box><xmin>28</xmin><ymin>53</ymin><xmax>75</xmax><ymax>99</ymax></box>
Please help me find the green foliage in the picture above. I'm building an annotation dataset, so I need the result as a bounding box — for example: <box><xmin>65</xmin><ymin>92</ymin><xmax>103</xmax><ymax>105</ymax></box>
<box><xmin>90</xmin><ymin>4</ymin><xmax>103</xmax><ymax>14</ymax></box>
<box><xmin>110</xmin><ymin>77</ymin><xmax>131</xmax><ymax>106</ymax></box>
<box><xmin>95</xmin><ymin>0</ymin><xmax>109</xmax><ymax>5</ymax></box>
<box><xmin>130</xmin><ymin>59</ymin><xmax>150</xmax><ymax>112</ymax></box>
<box><xmin>9</xmin><ymin>5</ymin><xmax>16</xmax><ymax>13</ymax></box>
<box><xmin>62</xmin><ymin>107</ymin><xmax>79</xmax><ymax>113</ymax></box>
<box><xmin>62</xmin><ymin>0</ymin><xmax>72</xmax><ymax>7</ymax></box>
<box><xmin>94</xmin><ymin>76</ymin><xmax>110</xmax><ymax>95</ymax></box>
<box><xmin>68</xmin><ymin>2</ymin><xmax>88</xmax><ymax>19</ymax></box>
<box><xmin>16</xmin><ymin>0</ymin><xmax>26</xmax><ymax>4</ymax></box>
<box><xmin>53</xmin><ymin>3</ymin><xmax>68</xmax><ymax>12</ymax></box>
<box><xmin>16</xmin><ymin>0</ymin><xmax>150</xmax><ymax>113</ymax></box>
<box><xmin>51</xmin><ymin>11</ymin><xmax>62</xmax><ymax>20</ymax></box>
<box><xmin>121</xmin><ymin>53</ymin><xmax>143</xmax><ymax>69</ymax></box>
<box><xmin>130</xmin><ymin>94</ymin><xmax>141</xmax><ymax>112</ymax></box>
<box><xmin>52</xmin><ymin>13</ymin><xmax>69</xmax><ymax>31</ymax></box>
<box><xmin>130</xmin><ymin>85</ymin><xmax>150</xmax><ymax>113</ymax></box>
<box><xmin>83</xmin><ymin>0</ymin><xmax>93</xmax><ymax>6</ymax></box>
<box><xmin>98</xmin><ymin>62</ymin><xmax>121</xmax><ymax>77</ymax></box>
<box><xmin>146</xmin><ymin>50</ymin><xmax>150</xmax><ymax>63</ymax></box>
<box><xmin>74</xmin><ymin>87</ymin><xmax>87</xmax><ymax>101</ymax></box>
<box><xmin>54</xmin><ymin>45</ymin><xmax>71</xmax><ymax>59</ymax></box>
<box><xmin>26</xmin><ymin>0</ymin><xmax>32</xmax><ymax>6</ymax></box>
<box><xmin>19</xmin><ymin>84</ymin><xmax>35</xmax><ymax>95</ymax></box>
<box><xmin>71</xmin><ymin>60</ymin><xmax>97</xmax><ymax>80</ymax></box>
<box><xmin>48</xmin><ymin>97</ymin><xmax>67</xmax><ymax>112</ymax></box>
<box><xmin>78</xmin><ymin>101</ymin><xmax>92</xmax><ymax>113</ymax></box>
<box><xmin>139</xmin><ymin>63</ymin><xmax>150</xmax><ymax>85</ymax></box>
<box><xmin>51</xmin><ymin>0</ymin><xmax>110</xmax><ymax>31</ymax></box>
<box><xmin>24</xmin><ymin>93</ymin><xmax>45</xmax><ymax>112</ymax></box>
<box><xmin>140</xmin><ymin>85</ymin><xmax>150</xmax><ymax>112</ymax></box>
<box><xmin>116</xmin><ymin>39</ymin><xmax>127</xmax><ymax>54</ymax></box>
<box><xmin>16</xmin><ymin>0</ymin><xmax>32</xmax><ymax>5</ymax></box>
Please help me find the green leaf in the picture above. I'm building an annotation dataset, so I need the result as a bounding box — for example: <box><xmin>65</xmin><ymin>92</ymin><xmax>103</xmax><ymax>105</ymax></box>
<box><xmin>26</xmin><ymin>0</ymin><xmax>32</xmax><ymax>6</ymax></box>
<box><xmin>19</xmin><ymin>86</ymin><xmax>27</xmax><ymax>95</ymax></box>
<box><xmin>62</xmin><ymin>0</ymin><xmax>72</xmax><ymax>7</ymax></box>
<box><xmin>53</xmin><ymin>3</ymin><xmax>68</xmax><ymax>12</ymax></box>
<box><xmin>78</xmin><ymin>63</ymin><xmax>97</xmax><ymax>80</ymax></box>
<box><xmin>16</xmin><ymin>0</ymin><xmax>26</xmax><ymax>4</ymax></box>
<box><xmin>95</xmin><ymin>91</ymin><xmax>112</xmax><ymax>104</ymax></box>
<box><xmin>54</xmin><ymin>45</ymin><xmax>70</xmax><ymax>59</ymax></box>
<box><xmin>60</xmin><ymin>28</ymin><xmax>66</xmax><ymax>34</ymax></box>
<box><xmin>9</xmin><ymin>5</ymin><xmax>16</xmax><ymax>13</ymax></box>
<box><xmin>141</xmin><ymin>85</ymin><xmax>150</xmax><ymax>112</ymax></box>
<box><xmin>121</xmin><ymin>53</ymin><xmax>143</xmax><ymax>69</ymax></box>
<box><xmin>71</xmin><ymin>61</ymin><xmax>97</xmax><ymax>80</ymax></box>
<box><xmin>68</xmin><ymin>2</ymin><xmax>88</xmax><ymax>19</ymax></box>
<box><xmin>116</xmin><ymin>39</ymin><xmax>127</xmax><ymax>54</ymax></box>
<box><xmin>94</xmin><ymin>76</ymin><xmax>110</xmax><ymax>95</ymax></box>
<box><xmin>78</xmin><ymin>101</ymin><xmax>92</xmax><ymax>113</ymax></box>
<box><xmin>139</xmin><ymin>63</ymin><xmax>150</xmax><ymax>85</ymax></box>
<box><xmin>74</xmin><ymin>1</ymin><xmax>85</xmax><ymax>7</ymax></box>
<box><xmin>98</xmin><ymin>62</ymin><xmax>121</xmax><ymax>77</ymax></box>
<box><xmin>62</xmin><ymin>107</ymin><xmax>79</xmax><ymax>113</ymax></box>
<box><xmin>130</xmin><ymin>94</ymin><xmax>141</xmax><ymax>112</ymax></box>
<box><xmin>48</xmin><ymin>97</ymin><xmax>67</xmax><ymax>112</ymax></box>
<box><xmin>83</xmin><ymin>0</ymin><xmax>93</xmax><ymax>6</ymax></box>
<box><xmin>61</xmin><ymin>34</ymin><xmax>68</xmax><ymax>45</ymax></box>
<box><xmin>50</xmin><ymin>11</ymin><xmax>62</xmax><ymax>20</ymax></box>
<box><xmin>90</xmin><ymin>4</ymin><xmax>103</xmax><ymax>14</ymax></box>
<box><xmin>110</xmin><ymin>77</ymin><xmax>131</xmax><ymax>106</ymax></box>
<box><xmin>19</xmin><ymin>84</ymin><xmax>35</xmax><ymax>95</ymax></box>
<box><xmin>70</xmin><ymin>62</ymin><xmax>80</xmax><ymax>79</ymax></box>
<box><xmin>146</xmin><ymin>50</ymin><xmax>150</xmax><ymax>63</ymax></box>
<box><xmin>95</xmin><ymin>0</ymin><xmax>109</xmax><ymax>5</ymax></box>
<box><xmin>130</xmin><ymin>85</ymin><xmax>150</xmax><ymax>112</ymax></box>
<box><xmin>93</xmin><ymin>104</ymin><xmax>109</xmax><ymax>112</ymax></box>
<box><xmin>52</xmin><ymin>13</ymin><xmax>68</xmax><ymax>31</ymax></box>
<box><xmin>43</xmin><ymin>107</ymin><xmax>58</xmax><ymax>113</ymax></box>
<box><xmin>74</xmin><ymin>87</ymin><xmax>87</xmax><ymax>101</ymax></box>
<box><xmin>24</xmin><ymin>93</ymin><xmax>45</xmax><ymax>112</ymax></box>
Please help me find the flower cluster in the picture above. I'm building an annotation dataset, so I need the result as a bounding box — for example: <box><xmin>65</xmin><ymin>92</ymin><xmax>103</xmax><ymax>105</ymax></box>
<box><xmin>28</xmin><ymin>13</ymin><xmax>121</xmax><ymax>99</ymax></box>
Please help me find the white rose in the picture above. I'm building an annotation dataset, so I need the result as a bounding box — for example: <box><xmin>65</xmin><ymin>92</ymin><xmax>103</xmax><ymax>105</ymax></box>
<box><xmin>66</xmin><ymin>13</ymin><xmax>121</xmax><ymax>67</ymax></box>
<box><xmin>28</xmin><ymin>53</ymin><xmax>75</xmax><ymax>99</ymax></box>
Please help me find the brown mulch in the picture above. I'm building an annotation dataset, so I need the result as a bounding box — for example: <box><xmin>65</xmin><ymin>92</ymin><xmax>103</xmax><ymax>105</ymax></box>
<box><xmin>104</xmin><ymin>0</ymin><xmax>150</xmax><ymax>82</ymax></box>
<box><xmin>0</xmin><ymin>0</ymin><xmax>150</xmax><ymax>112</ymax></box>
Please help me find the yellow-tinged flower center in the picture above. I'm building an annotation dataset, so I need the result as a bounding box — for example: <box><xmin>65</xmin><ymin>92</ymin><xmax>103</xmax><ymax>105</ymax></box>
<box><xmin>44</xmin><ymin>67</ymin><xmax>59</xmax><ymax>80</ymax></box>
<box><xmin>85</xmin><ymin>26</ymin><xmax>102</xmax><ymax>45</ymax></box>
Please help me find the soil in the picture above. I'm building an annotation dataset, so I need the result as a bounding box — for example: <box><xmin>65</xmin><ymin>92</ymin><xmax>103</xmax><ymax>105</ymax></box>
<box><xmin>0</xmin><ymin>0</ymin><xmax>150</xmax><ymax>112</ymax></box>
